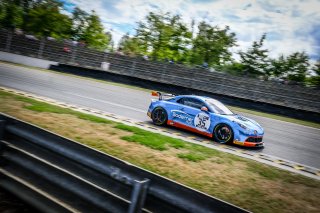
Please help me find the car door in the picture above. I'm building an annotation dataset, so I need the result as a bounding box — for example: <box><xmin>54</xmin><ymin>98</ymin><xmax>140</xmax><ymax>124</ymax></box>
<box><xmin>173</xmin><ymin>98</ymin><xmax>212</xmax><ymax>134</ymax></box>
<box><xmin>170</xmin><ymin>97</ymin><xmax>194</xmax><ymax>127</ymax></box>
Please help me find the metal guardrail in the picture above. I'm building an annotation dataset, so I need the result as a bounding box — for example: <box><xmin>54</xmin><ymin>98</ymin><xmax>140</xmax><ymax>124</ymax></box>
<box><xmin>0</xmin><ymin>113</ymin><xmax>247</xmax><ymax>213</ymax></box>
<box><xmin>0</xmin><ymin>29</ymin><xmax>319</xmax><ymax>113</ymax></box>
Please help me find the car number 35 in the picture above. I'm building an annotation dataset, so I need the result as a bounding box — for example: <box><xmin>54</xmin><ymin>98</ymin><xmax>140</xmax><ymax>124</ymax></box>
<box><xmin>194</xmin><ymin>113</ymin><xmax>211</xmax><ymax>131</ymax></box>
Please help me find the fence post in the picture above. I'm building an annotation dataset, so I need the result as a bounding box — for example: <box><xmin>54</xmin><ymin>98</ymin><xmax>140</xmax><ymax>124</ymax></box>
<box><xmin>71</xmin><ymin>45</ymin><xmax>77</xmax><ymax>64</ymax></box>
<box><xmin>128</xmin><ymin>179</ymin><xmax>150</xmax><ymax>213</ymax></box>
<box><xmin>130</xmin><ymin>59</ymin><xmax>136</xmax><ymax>76</ymax></box>
<box><xmin>5</xmin><ymin>30</ymin><xmax>12</xmax><ymax>51</ymax></box>
<box><xmin>38</xmin><ymin>38</ymin><xmax>45</xmax><ymax>58</ymax></box>
<box><xmin>0</xmin><ymin>120</ymin><xmax>5</xmax><ymax>165</ymax></box>
<box><xmin>103</xmin><ymin>52</ymin><xmax>109</xmax><ymax>65</ymax></box>
<box><xmin>0</xmin><ymin>120</ymin><xmax>5</xmax><ymax>140</ymax></box>
<box><xmin>160</xmin><ymin>63</ymin><xmax>167</xmax><ymax>82</ymax></box>
<box><xmin>190</xmin><ymin>68</ymin><xmax>197</xmax><ymax>89</ymax></box>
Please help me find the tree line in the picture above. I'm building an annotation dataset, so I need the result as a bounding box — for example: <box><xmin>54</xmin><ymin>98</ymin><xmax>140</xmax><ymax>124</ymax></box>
<box><xmin>0</xmin><ymin>0</ymin><xmax>112</xmax><ymax>50</ymax></box>
<box><xmin>0</xmin><ymin>0</ymin><xmax>319</xmax><ymax>87</ymax></box>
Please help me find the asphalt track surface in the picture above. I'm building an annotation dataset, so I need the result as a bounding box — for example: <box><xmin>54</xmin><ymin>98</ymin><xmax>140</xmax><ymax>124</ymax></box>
<box><xmin>0</xmin><ymin>62</ymin><xmax>319</xmax><ymax>168</ymax></box>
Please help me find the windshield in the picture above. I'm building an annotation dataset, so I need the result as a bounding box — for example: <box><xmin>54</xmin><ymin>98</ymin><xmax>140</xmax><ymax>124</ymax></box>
<box><xmin>206</xmin><ymin>99</ymin><xmax>234</xmax><ymax>115</ymax></box>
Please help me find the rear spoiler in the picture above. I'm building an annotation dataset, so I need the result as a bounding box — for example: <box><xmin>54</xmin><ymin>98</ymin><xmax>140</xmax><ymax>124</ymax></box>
<box><xmin>151</xmin><ymin>91</ymin><xmax>175</xmax><ymax>100</ymax></box>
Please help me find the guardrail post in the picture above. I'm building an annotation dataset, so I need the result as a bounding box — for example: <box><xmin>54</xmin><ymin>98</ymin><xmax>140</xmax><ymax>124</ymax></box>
<box><xmin>5</xmin><ymin>30</ymin><xmax>12</xmax><ymax>51</ymax></box>
<box><xmin>128</xmin><ymin>179</ymin><xmax>150</xmax><ymax>213</ymax></box>
<box><xmin>0</xmin><ymin>120</ymin><xmax>5</xmax><ymax>140</ymax></box>
<box><xmin>160</xmin><ymin>64</ymin><xmax>167</xmax><ymax>82</ymax></box>
<box><xmin>0</xmin><ymin>120</ymin><xmax>6</xmax><ymax>155</ymax></box>
<box><xmin>130</xmin><ymin>59</ymin><xmax>136</xmax><ymax>76</ymax></box>
<box><xmin>103</xmin><ymin>52</ymin><xmax>109</xmax><ymax>61</ymax></box>
<box><xmin>38</xmin><ymin>38</ymin><xmax>45</xmax><ymax>58</ymax></box>
<box><xmin>71</xmin><ymin>45</ymin><xmax>77</xmax><ymax>64</ymax></box>
<box><xmin>190</xmin><ymin>68</ymin><xmax>197</xmax><ymax>88</ymax></box>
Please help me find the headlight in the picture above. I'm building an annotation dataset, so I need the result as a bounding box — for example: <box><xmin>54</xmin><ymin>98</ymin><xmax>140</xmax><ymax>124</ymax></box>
<box><xmin>235</xmin><ymin>121</ymin><xmax>248</xmax><ymax>130</ymax></box>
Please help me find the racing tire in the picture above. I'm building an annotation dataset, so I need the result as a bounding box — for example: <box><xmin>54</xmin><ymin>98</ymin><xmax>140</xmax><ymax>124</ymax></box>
<box><xmin>151</xmin><ymin>107</ymin><xmax>168</xmax><ymax>126</ymax></box>
<box><xmin>213</xmin><ymin>123</ymin><xmax>234</xmax><ymax>144</ymax></box>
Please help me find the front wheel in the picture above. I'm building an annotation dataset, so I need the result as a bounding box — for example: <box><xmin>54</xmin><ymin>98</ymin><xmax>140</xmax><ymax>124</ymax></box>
<box><xmin>151</xmin><ymin>107</ymin><xmax>168</xmax><ymax>126</ymax></box>
<box><xmin>213</xmin><ymin>124</ymin><xmax>233</xmax><ymax>144</ymax></box>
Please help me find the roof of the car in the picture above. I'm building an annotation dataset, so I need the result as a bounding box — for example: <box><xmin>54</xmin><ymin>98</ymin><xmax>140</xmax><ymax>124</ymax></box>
<box><xmin>175</xmin><ymin>95</ymin><xmax>212</xmax><ymax>101</ymax></box>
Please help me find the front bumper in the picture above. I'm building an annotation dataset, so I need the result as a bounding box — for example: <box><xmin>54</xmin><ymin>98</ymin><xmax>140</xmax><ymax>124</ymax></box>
<box><xmin>233</xmin><ymin>136</ymin><xmax>264</xmax><ymax>147</ymax></box>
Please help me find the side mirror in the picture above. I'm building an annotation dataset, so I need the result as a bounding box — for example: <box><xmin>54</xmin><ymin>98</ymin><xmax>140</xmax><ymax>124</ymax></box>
<box><xmin>201</xmin><ymin>106</ymin><xmax>208</xmax><ymax>112</ymax></box>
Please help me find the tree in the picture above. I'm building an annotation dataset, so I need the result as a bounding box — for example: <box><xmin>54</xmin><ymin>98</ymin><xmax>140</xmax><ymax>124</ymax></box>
<box><xmin>191</xmin><ymin>22</ymin><xmax>236</xmax><ymax>66</ymax></box>
<box><xmin>71</xmin><ymin>7</ymin><xmax>89</xmax><ymax>41</ymax></box>
<box><xmin>0</xmin><ymin>1</ymin><xmax>7</xmax><ymax>24</ymax></box>
<box><xmin>266</xmin><ymin>52</ymin><xmax>309</xmax><ymax>84</ymax></box>
<box><xmin>24</xmin><ymin>0</ymin><xmax>72</xmax><ymax>38</ymax></box>
<box><xmin>118</xmin><ymin>33</ymin><xmax>142</xmax><ymax>56</ymax></box>
<box><xmin>135</xmin><ymin>12</ymin><xmax>192</xmax><ymax>62</ymax></box>
<box><xmin>239</xmin><ymin>34</ymin><xmax>269</xmax><ymax>77</ymax></box>
<box><xmin>217</xmin><ymin>62</ymin><xmax>246</xmax><ymax>76</ymax></box>
<box><xmin>80</xmin><ymin>11</ymin><xmax>111</xmax><ymax>51</ymax></box>
<box><xmin>104</xmin><ymin>31</ymin><xmax>113</xmax><ymax>51</ymax></box>
<box><xmin>0</xmin><ymin>0</ymin><xmax>24</xmax><ymax>29</ymax></box>
<box><xmin>268</xmin><ymin>54</ymin><xmax>287</xmax><ymax>78</ymax></box>
<box><xmin>308</xmin><ymin>59</ymin><xmax>320</xmax><ymax>88</ymax></box>
<box><xmin>285</xmin><ymin>52</ymin><xmax>309</xmax><ymax>83</ymax></box>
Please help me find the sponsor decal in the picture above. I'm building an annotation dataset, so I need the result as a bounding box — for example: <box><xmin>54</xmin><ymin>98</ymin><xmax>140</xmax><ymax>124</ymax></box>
<box><xmin>172</xmin><ymin>111</ymin><xmax>193</xmax><ymax>125</ymax></box>
<box><xmin>194</xmin><ymin>112</ymin><xmax>211</xmax><ymax>131</ymax></box>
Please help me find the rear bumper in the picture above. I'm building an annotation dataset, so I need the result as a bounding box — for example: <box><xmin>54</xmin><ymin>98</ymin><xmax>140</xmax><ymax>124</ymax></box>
<box><xmin>147</xmin><ymin>111</ymin><xmax>151</xmax><ymax>118</ymax></box>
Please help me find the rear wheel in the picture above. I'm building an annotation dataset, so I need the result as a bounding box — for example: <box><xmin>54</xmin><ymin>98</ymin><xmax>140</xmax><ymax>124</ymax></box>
<box><xmin>213</xmin><ymin>124</ymin><xmax>233</xmax><ymax>144</ymax></box>
<box><xmin>151</xmin><ymin>107</ymin><xmax>167</xmax><ymax>126</ymax></box>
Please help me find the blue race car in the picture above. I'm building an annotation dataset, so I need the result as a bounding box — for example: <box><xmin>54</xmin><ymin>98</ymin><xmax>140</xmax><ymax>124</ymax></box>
<box><xmin>147</xmin><ymin>92</ymin><xmax>264</xmax><ymax>147</ymax></box>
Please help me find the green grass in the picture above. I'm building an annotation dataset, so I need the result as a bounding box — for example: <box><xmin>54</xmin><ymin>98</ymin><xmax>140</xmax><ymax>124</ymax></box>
<box><xmin>115</xmin><ymin>123</ymin><xmax>223</xmax><ymax>162</ymax></box>
<box><xmin>115</xmin><ymin>124</ymin><xmax>186</xmax><ymax>150</ymax></box>
<box><xmin>234</xmin><ymin>188</ymin><xmax>280</xmax><ymax>213</ymax></box>
<box><xmin>247</xmin><ymin>161</ymin><xmax>283</xmax><ymax>180</ymax></box>
<box><xmin>177</xmin><ymin>152</ymin><xmax>207</xmax><ymax>162</ymax></box>
<box><xmin>14</xmin><ymin>95</ymin><xmax>113</xmax><ymax>124</ymax></box>
<box><xmin>115</xmin><ymin>123</ymin><xmax>242</xmax><ymax>163</ymax></box>
<box><xmin>245</xmin><ymin>161</ymin><xmax>320</xmax><ymax>187</ymax></box>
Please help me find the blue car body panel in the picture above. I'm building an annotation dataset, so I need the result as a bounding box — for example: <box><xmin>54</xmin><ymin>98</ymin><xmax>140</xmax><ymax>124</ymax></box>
<box><xmin>147</xmin><ymin>95</ymin><xmax>264</xmax><ymax>147</ymax></box>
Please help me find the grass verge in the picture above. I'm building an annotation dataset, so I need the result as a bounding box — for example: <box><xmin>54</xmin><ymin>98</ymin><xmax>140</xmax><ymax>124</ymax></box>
<box><xmin>0</xmin><ymin>90</ymin><xmax>319</xmax><ymax>213</ymax></box>
<box><xmin>1</xmin><ymin>60</ymin><xmax>318</xmax><ymax>129</ymax></box>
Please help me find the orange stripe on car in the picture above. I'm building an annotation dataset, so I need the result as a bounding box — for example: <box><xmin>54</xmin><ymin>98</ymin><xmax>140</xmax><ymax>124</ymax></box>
<box><xmin>167</xmin><ymin>120</ymin><xmax>213</xmax><ymax>137</ymax></box>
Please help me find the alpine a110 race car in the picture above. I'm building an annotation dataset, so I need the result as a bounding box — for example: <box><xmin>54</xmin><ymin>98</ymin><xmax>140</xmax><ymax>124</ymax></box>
<box><xmin>147</xmin><ymin>92</ymin><xmax>264</xmax><ymax>147</ymax></box>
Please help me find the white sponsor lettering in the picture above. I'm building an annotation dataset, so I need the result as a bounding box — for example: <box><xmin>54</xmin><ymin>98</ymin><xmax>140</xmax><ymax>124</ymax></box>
<box><xmin>172</xmin><ymin>111</ymin><xmax>193</xmax><ymax>124</ymax></box>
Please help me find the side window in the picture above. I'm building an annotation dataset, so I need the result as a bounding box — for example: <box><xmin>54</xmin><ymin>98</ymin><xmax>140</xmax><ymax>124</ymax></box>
<box><xmin>177</xmin><ymin>98</ymin><xmax>185</xmax><ymax>104</ymax></box>
<box><xmin>183</xmin><ymin>98</ymin><xmax>204</xmax><ymax>110</ymax></box>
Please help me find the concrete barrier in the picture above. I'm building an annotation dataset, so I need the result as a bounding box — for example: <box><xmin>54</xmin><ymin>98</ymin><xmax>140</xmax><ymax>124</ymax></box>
<box><xmin>0</xmin><ymin>51</ymin><xmax>58</xmax><ymax>69</ymax></box>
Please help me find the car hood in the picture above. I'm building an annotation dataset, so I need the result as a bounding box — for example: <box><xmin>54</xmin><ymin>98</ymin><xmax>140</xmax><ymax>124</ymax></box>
<box><xmin>221</xmin><ymin>114</ymin><xmax>264</xmax><ymax>134</ymax></box>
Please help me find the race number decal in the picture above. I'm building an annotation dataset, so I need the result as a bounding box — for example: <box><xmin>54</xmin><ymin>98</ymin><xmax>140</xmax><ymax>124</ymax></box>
<box><xmin>194</xmin><ymin>112</ymin><xmax>211</xmax><ymax>131</ymax></box>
